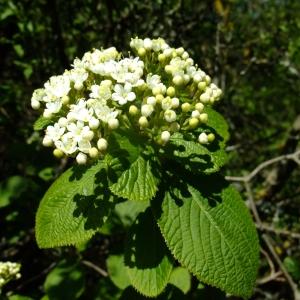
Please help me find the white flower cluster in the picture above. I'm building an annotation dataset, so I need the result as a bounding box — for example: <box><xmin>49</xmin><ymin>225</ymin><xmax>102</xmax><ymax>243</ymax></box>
<box><xmin>0</xmin><ymin>261</ymin><xmax>21</xmax><ymax>288</ymax></box>
<box><xmin>32</xmin><ymin>37</ymin><xmax>222</xmax><ymax>164</ymax></box>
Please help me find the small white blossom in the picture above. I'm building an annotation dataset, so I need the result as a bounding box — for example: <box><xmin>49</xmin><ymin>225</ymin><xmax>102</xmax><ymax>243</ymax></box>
<box><xmin>112</xmin><ymin>83</ymin><xmax>136</xmax><ymax>105</ymax></box>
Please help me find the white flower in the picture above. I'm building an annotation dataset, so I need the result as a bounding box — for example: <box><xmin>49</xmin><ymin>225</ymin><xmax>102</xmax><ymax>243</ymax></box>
<box><xmin>161</xmin><ymin>97</ymin><xmax>172</xmax><ymax>111</ymax></box>
<box><xmin>44</xmin><ymin>100</ymin><xmax>62</xmax><ymax>116</ymax></box>
<box><xmin>92</xmin><ymin>103</ymin><xmax>118</xmax><ymax>123</ymax></box>
<box><xmin>69</xmin><ymin>99</ymin><xmax>93</xmax><ymax>122</ymax></box>
<box><xmin>89</xmin><ymin>81</ymin><xmax>112</xmax><ymax>100</ymax></box>
<box><xmin>112</xmin><ymin>83</ymin><xmax>136</xmax><ymax>105</ymax></box>
<box><xmin>44</xmin><ymin>75</ymin><xmax>71</xmax><ymax>98</ymax></box>
<box><xmin>45</xmin><ymin>123</ymin><xmax>65</xmax><ymax>142</ymax></box>
<box><xmin>67</xmin><ymin>121</ymin><xmax>93</xmax><ymax>143</ymax></box>
<box><xmin>68</xmin><ymin>68</ymin><xmax>88</xmax><ymax>90</ymax></box>
<box><xmin>146</xmin><ymin>74</ymin><xmax>161</xmax><ymax>89</ymax></box>
<box><xmin>55</xmin><ymin>132</ymin><xmax>77</xmax><ymax>154</ymax></box>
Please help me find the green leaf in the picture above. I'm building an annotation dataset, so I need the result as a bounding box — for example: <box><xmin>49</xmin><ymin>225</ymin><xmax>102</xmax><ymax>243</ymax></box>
<box><xmin>33</xmin><ymin>116</ymin><xmax>53</xmax><ymax>131</ymax></box>
<box><xmin>125</xmin><ymin>209</ymin><xmax>173</xmax><ymax>297</ymax></box>
<box><xmin>44</xmin><ymin>260</ymin><xmax>85</xmax><ymax>299</ymax></box>
<box><xmin>169</xmin><ymin>267</ymin><xmax>191</xmax><ymax>294</ymax></box>
<box><xmin>204</xmin><ymin>106</ymin><xmax>230</xmax><ymax>147</ymax></box>
<box><xmin>106</xmin><ymin>254</ymin><xmax>130</xmax><ymax>290</ymax></box>
<box><xmin>0</xmin><ymin>176</ymin><xmax>29</xmax><ymax>208</ymax></box>
<box><xmin>36</xmin><ymin>161</ymin><xmax>114</xmax><ymax>248</ymax></box>
<box><xmin>153</xmin><ymin>178</ymin><xmax>259</xmax><ymax>298</ymax></box>
<box><xmin>8</xmin><ymin>295</ymin><xmax>34</xmax><ymax>300</ymax></box>
<box><xmin>169</xmin><ymin>133</ymin><xmax>228</xmax><ymax>174</ymax></box>
<box><xmin>283</xmin><ymin>256</ymin><xmax>300</xmax><ymax>280</ymax></box>
<box><xmin>110</xmin><ymin>156</ymin><xmax>159</xmax><ymax>201</ymax></box>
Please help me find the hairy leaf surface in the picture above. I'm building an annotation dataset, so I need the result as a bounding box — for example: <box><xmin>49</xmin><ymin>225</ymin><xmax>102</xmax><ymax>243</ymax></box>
<box><xmin>110</xmin><ymin>156</ymin><xmax>158</xmax><ymax>201</ymax></box>
<box><xmin>153</xmin><ymin>179</ymin><xmax>259</xmax><ymax>298</ymax></box>
<box><xmin>36</xmin><ymin>161</ymin><xmax>113</xmax><ymax>248</ymax></box>
<box><xmin>125</xmin><ymin>209</ymin><xmax>173</xmax><ymax>297</ymax></box>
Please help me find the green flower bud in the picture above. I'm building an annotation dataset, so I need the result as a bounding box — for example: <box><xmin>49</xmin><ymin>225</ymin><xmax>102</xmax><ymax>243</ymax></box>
<box><xmin>198</xmin><ymin>81</ymin><xmax>207</xmax><ymax>91</ymax></box>
<box><xmin>181</xmin><ymin>102</ymin><xmax>191</xmax><ymax>112</ymax></box>
<box><xmin>195</xmin><ymin>102</ymin><xmax>204</xmax><ymax>112</ymax></box>
<box><xmin>189</xmin><ymin>117</ymin><xmax>199</xmax><ymax>129</ymax></box>
<box><xmin>166</xmin><ymin>86</ymin><xmax>175</xmax><ymax>97</ymax></box>
<box><xmin>158</xmin><ymin>53</ymin><xmax>166</xmax><ymax>62</ymax></box>
<box><xmin>139</xmin><ymin>116</ymin><xmax>149</xmax><ymax>128</ymax></box>
<box><xmin>129</xmin><ymin>105</ymin><xmax>139</xmax><ymax>116</ymax></box>
<box><xmin>207</xmin><ymin>133</ymin><xmax>215</xmax><ymax>142</ymax></box>
<box><xmin>199</xmin><ymin>113</ymin><xmax>208</xmax><ymax>123</ymax></box>
<box><xmin>173</xmin><ymin>75</ymin><xmax>184</xmax><ymax>86</ymax></box>
<box><xmin>138</xmin><ymin>47</ymin><xmax>146</xmax><ymax>57</ymax></box>
<box><xmin>53</xmin><ymin>148</ymin><xmax>64</xmax><ymax>158</ymax></box>
<box><xmin>89</xmin><ymin>147</ymin><xmax>99</xmax><ymax>158</ymax></box>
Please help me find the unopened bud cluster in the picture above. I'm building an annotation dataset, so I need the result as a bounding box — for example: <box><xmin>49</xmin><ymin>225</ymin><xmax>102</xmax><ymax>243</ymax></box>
<box><xmin>31</xmin><ymin>37</ymin><xmax>222</xmax><ymax>164</ymax></box>
<box><xmin>0</xmin><ymin>261</ymin><xmax>21</xmax><ymax>288</ymax></box>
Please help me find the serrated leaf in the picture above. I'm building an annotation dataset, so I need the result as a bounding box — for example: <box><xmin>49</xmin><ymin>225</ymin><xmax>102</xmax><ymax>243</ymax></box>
<box><xmin>169</xmin><ymin>133</ymin><xmax>228</xmax><ymax>174</ymax></box>
<box><xmin>125</xmin><ymin>209</ymin><xmax>173</xmax><ymax>297</ymax></box>
<box><xmin>110</xmin><ymin>156</ymin><xmax>159</xmax><ymax>201</ymax></box>
<box><xmin>33</xmin><ymin>116</ymin><xmax>53</xmax><ymax>131</ymax></box>
<box><xmin>153</xmin><ymin>178</ymin><xmax>259</xmax><ymax>298</ymax></box>
<box><xmin>36</xmin><ymin>161</ymin><xmax>114</xmax><ymax>248</ymax></box>
<box><xmin>169</xmin><ymin>267</ymin><xmax>191</xmax><ymax>294</ymax></box>
<box><xmin>44</xmin><ymin>260</ymin><xmax>85</xmax><ymax>299</ymax></box>
<box><xmin>106</xmin><ymin>255</ymin><xmax>130</xmax><ymax>290</ymax></box>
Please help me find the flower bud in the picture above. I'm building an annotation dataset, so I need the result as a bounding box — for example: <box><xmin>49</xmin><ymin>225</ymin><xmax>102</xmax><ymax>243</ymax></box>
<box><xmin>169</xmin><ymin>122</ymin><xmax>180</xmax><ymax>132</ymax></box>
<box><xmin>76</xmin><ymin>152</ymin><xmax>87</xmax><ymax>164</ymax></box>
<box><xmin>198</xmin><ymin>132</ymin><xmax>208</xmax><ymax>144</ymax></box>
<box><xmin>152</xmin><ymin>86</ymin><xmax>161</xmax><ymax>95</ymax></box>
<box><xmin>161</xmin><ymin>131</ymin><xmax>171</xmax><ymax>143</ymax></box>
<box><xmin>191</xmin><ymin>110</ymin><xmax>200</xmax><ymax>118</ymax></box>
<box><xmin>42</xmin><ymin>137</ymin><xmax>53</xmax><ymax>147</ymax></box>
<box><xmin>165</xmin><ymin>65</ymin><xmax>173</xmax><ymax>74</ymax></box>
<box><xmin>163</xmin><ymin>48</ymin><xmax>173</xmax><ymax>57</ymax></box>
<box><xmin>138</xmin><ymin>48</ymin><xmax>146</xmax><ymax>57</ymax></box>
<box><xmin>97</xmin><ymin>138</ymin><xmax>108</xmax><ymax>151</ymax></box>
<box><xmin>176</xmin><ymin>47</ymin><xmax>184</xmax><ymax>55</ymax></box>
<box><xmin>195</xmin><ymin>102</ymin><xmax>204</xmax><ymax>112</ymax></box>
<box><xmin>89</xmin><ymin>147</ymin><xmax>99</xmax><ymax>158</ymax></box>
<box><xmin>207</xmin><ymin>133</ymin><xmax>215</xmax><ymax>142</ymax></box>
<box><xmin>200</xmin><ymin>93</ymin><xmax>210</xmax><ymax>103</ymax></box>
<box><xmin>199</xmin><ymin>113</ymin><xmax>208</xmax><ymax>123</ymax></box>
<box><xmin>167</xmin><ymin>86</ymin><xmax>175</xmax><ymax>97</ymax></box>
<box><xmin>198</xmin><ymin>82</ymin><xmax>207</xmax><ymax>91</ymax></box>
<box><xmin>139</xmin><ymin>116</ymin><xmax>149</xmax><ymax>128</ymax></box>
<box><xmin>89</xmin><ymin>118</ymin><xmax>100</xmax><ymax>129</ymax></box>
<box><xmin>183</xmin><ymin>74</ymin><xmax>190</xmax><ymax>84</ymax></box>
<box><xmin>189</xmin><ymin>117</ymin><xmax>199</xmax><ymax>129</ymax></box>
<box><xmin>108</xmin><ymin>118</ymin><xmax>119</xmax><ymax>130</ymax></box>
<box><xmin>155</xmin><ymin>94</ymin><xmax>164</xmax><ymax>103</ymax></box>
<box><xmin>31</xmin><ymin>99</ymin><xmax>40</xmax><ymax>110</ymax></box>
<box><xmin>62</xmin><ymin>95</ymin><xmax>69</xmax><ymax>105</ymax></box>
<box><xmin>181</xmin><ymin>102</ymin><xmax>191</xmax><ymax>113</ymax></box>
<box><xmin>83</xmin><ymin>130</ymin><xmax>94</xmax><ymax>140</ymax></box>
<box><xmin>143</xmin><ymin>38</ymin><xmax>152</xmax><ymax>50</ymax></box>
<box><xmin>43</xmin><ymin>110</ymin><xmax>52</xmax><ymax>118</ymax></box>
<box><xmin>141</xmin><ymin>104</ymin><xmax>154</xmax><ymax>117</ymax></box>
<box><xmin>74</xmin><ymin>82</ymin><xmax>83</xmax><ymax>90</ymax></box>
<box><xmin>205</xmin><ymin>75</ymin><xmax>211</xmax><ymax>84</ymax></box>
<box><xmin>129</xmin><ymin>105</ymin><xmax>139</xmax><ymax>116</ymax></box>
<box><xmin>173</xmin><ymin>75</ymin><xmax>184</xmax><ymax>86</ymax></box>
<box><xmin>171</xmin><ymin>97</ymin><xmax>180</xmax><ymax>109</ymax></box>
<box><xmin>164</xmin><ymin>109</ymin><xmax>177</xmax><ymax>122</ymax></box>
<box><xmin>182</xmin><ymin>51</ymin><xmax>189</xmax><ymax>60</ymax></box>
<box><xmin>158</xmin><ymin>53</ymin><xmax>166</xmax><ymax>62</ymax></box>
<box><xmin>53</xmin><ymin>148</ymin><xmax>64</xmax><ymax>158</ymax></box>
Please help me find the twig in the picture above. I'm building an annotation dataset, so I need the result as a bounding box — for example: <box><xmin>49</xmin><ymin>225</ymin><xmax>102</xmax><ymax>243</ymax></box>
<box><xmin>81</xmin><ymin>260</ymin><xmax>108</xmax><ymax>277</ymax></box>
<box><xmin>257</xmin><ymin>270</ymin><xmax>282</xmax><ymax>285</ymax></box>
<box><xmin>262</xmin><ymin>234</ymin><xmax>300</xmax><ymax>300</ymax></box>
<box><xmin>257</xmin><ymin>224</ymin><xmax>300</xmax><ymax>240</ymax></box>
<box><xmin>226</xmin><ymin>150</ymin><xmax>300</xmax><ymax>183</ymax></box>
<box><xmin>245</xmin><ymin>181</ymin><xmax>262</xmax><ymax>227</ymax></box>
